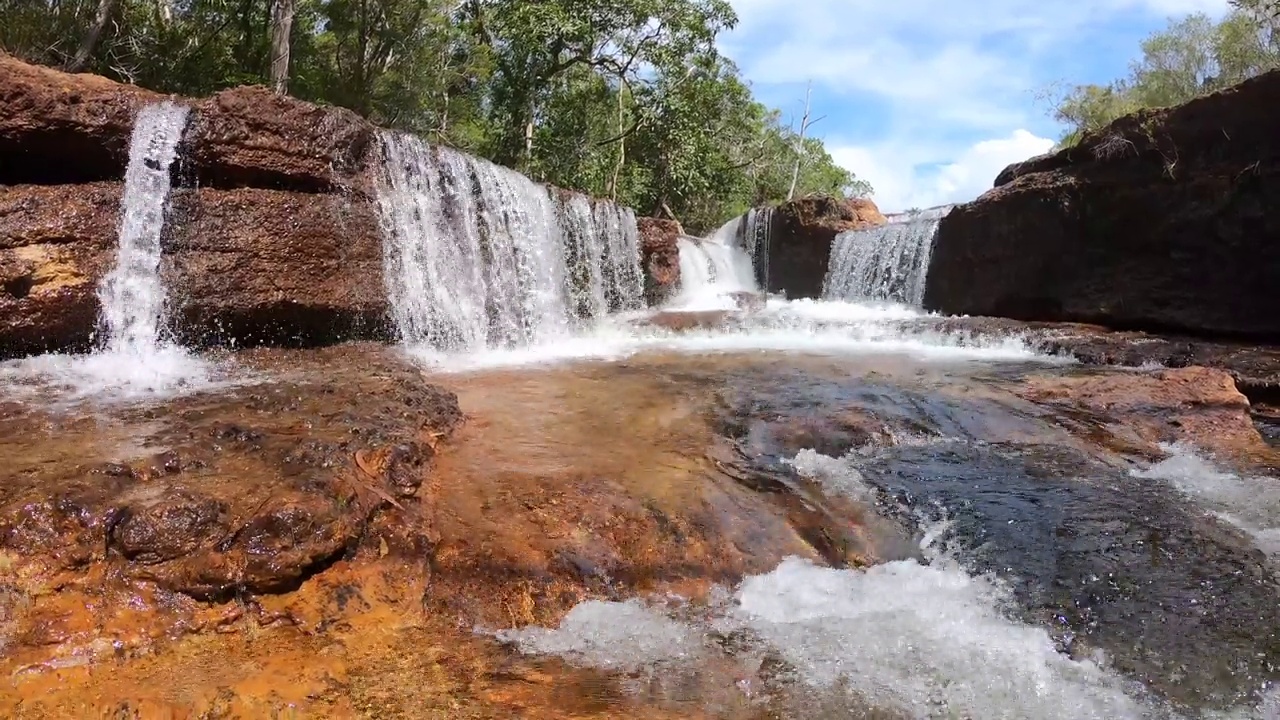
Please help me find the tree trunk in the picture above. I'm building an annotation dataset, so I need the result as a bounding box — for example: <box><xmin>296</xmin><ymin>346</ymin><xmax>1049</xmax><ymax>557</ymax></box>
<box><xmin>787</xmin><ymin>82</ymin><xmax>815</xmax><ymax>201</ymax></box>
<box><xmin>270</xmin><ymin>0</ymin><xmax>296</xmax><ymax>95</ymax></box>
<box><xmin>66</xmin><ymin>0</ymin><xmax>118</xmax><ymax>72</ymax></box>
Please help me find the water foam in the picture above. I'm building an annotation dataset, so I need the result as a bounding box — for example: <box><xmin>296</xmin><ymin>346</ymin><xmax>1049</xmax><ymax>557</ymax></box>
<box><xmin>1133</xmin><ymin>443</ymin><xmax>1280</xmax><ymax>557</ymax></box>
<box><xmin>0</xmin><ymin>102</ymin><xmax>222</xmax><ymax>405</ymax></box>
<box><xmin>669</xmin><ymin>214</ymin><xmax>760</xmax><ymax>312</ymax></box>
<box><xmin>490</xmin><ymin>532</ymin><xmax>1154</xmax><ymax>718</ymax></box>
<box><xmin>413</xmin><ymin>297</ymin><xmax>1058</xmax><ymax>373</ymax></box>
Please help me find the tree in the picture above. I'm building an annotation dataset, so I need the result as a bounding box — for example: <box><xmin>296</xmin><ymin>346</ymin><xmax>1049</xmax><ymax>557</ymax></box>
<box><xmin>0</xmin><ymin>0</ymin><xmax>871</xmax><ymax>231</ymax></box>
<box><xmin>1047</xmin><ymin>9</ymin><xmax>1280</xmax><ymax>144</ymax></box>
<box><xmin>269</xmin><ymin>0</ymin><xmax>295</xmax><ymax>94</ymax></box>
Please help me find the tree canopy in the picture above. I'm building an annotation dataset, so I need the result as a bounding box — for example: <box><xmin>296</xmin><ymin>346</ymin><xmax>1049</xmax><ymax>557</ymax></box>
<box><xmin>0</xmin><ymin>0</ymin><xmax>869</xmax><ymax>232</ymax></box>
<box><xmin>1046</xmin><ymin>5</ymin><xmax>1280</xmax><ymax>146</ymax></box>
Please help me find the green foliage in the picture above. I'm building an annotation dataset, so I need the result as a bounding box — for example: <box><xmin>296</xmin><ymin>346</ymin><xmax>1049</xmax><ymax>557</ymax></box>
<box><xmin>0</xmin><ymin>0</ymin><xmax>867</xmax><ymax>229</ymax></box>
<box><xmin>1046</xmin><ymin>8</ymin><xmax>1280</xmax><ymax>145</ymax></box>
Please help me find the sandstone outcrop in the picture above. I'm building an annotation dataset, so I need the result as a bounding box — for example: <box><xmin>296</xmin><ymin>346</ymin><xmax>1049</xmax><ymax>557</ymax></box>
<box><xmin>763</xmin><ymin>195</ymin><xmax>887</xmax><ymax>298</ymax></box>
<box><xmin>925</xmin><ymin>70</ymin><xmax>1280</xmax><ymax>340</ymax></box>
<box><xmin>637</xmin><ymin>216</ymin><xmax>682</xmax><ymax>305</ymax></box>
<box><xmin>0</xmin><ymin>55</ymin><xmax>642</xmax><ymax>357</ymax></box>
<box><xmin>0</xmin><ymin>345</ymin><xmax>893</xmax><ymax>716</ymax></box>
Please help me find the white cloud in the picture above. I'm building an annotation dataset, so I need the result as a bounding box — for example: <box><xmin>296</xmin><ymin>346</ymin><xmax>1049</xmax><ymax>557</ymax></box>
<box><xmin>722</xmin><ymin>0</ymin><xmax>1228</xmax><ymax>212</ymax></box>
<box><xmin>831</xmin><ymin>129</ymin><xmax>1056</xmax><ymax>213</ymax></box>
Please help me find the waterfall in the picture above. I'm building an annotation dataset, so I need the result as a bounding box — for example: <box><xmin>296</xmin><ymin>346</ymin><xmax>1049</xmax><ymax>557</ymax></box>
<box><xmin>746</xmin><ymin>207</ymin><xmax>774</xmax><ymax>291</ymax></box>
<box><xmin>375</xmin><ymin>131</ymin><xmax>643</xmax><ymax>353</ymax></box>
<box><xmin>670</xmin><ymin>215</ymin><xmax>758</xmax><ymax>311</ymax></box>
<box><xmin>96</xmin><ymin>101</ymin><xmax>190</xmax><ymax>357</ymax></box>
<box><xmin>823</xmin><ymin>205</ymin><xmax>952</xmax><ymax>306</ymax></box>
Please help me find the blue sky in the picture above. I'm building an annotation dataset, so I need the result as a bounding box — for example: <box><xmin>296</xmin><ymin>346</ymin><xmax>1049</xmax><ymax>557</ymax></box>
<box><xmin>719</xmin><ymin>0</ymin><xmax>1231</xmax><ymax>211</ymax></box>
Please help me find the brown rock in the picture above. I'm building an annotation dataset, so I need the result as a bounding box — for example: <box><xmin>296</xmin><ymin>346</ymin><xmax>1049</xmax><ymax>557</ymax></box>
<box><xmin>0</xmin><ymin>183</ymin><xmax>391</xmax><ymax>356</ymax></box>
<box><xmin>0</xmin><ymin>54</ymin><xmax>163</xmax><ymax>184</ymax></box>
<box><xmin>637</xmin><ymin>216</ymin><xmax>682</xmax><ymax>305</ymax></box>
<box><xmin>188</xmin><ymin>86</ymin><xmax>374</xmax><ymax>192</ymax></box>
<box><xmin>926</xmin><ymin>70</ymin><xmax>1280</xmax><ymax>340</ymax></box>
<box><xmin>166</xmin><ymin>187</ymin><xmax>389</xmax><ymax>347</ymax></box>
<box><xmin>764</xmin><ymin>195</ymin><xmax>887</xmax><ymax>298</ymax></box>
<box><xmin>1019</xmin><ymin>366</ymin><xmax>1272</xmax><ymax>465</ymax></box>
<box><xmin>0</xmin><ymin>183</ymin><xmax>118</xmax><ymax>356</ymax></box>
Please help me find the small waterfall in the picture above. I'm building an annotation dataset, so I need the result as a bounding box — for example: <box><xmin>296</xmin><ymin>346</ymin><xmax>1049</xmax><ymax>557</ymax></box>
<box><xmin>670</xmin><ymin>216</ymin><xmax>758</xmax><ymax>311</ymax></box>
<box><xmin>96</xmin><ymin>101</ymin><xmax>190</xmax><ymax>356</ymax></box>
<box><xmin>375</xmin><ymin>131</ymin><xmax>643</xmax><ymax>353</ymax></box>
<box><xmin>824</xmin><ymin>205</ymin><xmax>952</xmax><ymax>306</ymax></box>
<box><xmin>746</xmin><ymin>207</ymin><xmax>774</xmax><ymax>291</ymax></box>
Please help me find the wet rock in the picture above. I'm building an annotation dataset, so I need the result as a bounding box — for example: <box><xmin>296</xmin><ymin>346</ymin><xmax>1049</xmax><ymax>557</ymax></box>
<box><xmin>925</xmin><ymin>70</ymin><xmax>1280</xmax><ymax>339</ymax></box>
<box><xmin>165</xmin><ymin>187</ymin><xmax>389</xmax><ymax>348</ymax></box>
<box><xmin>764</xmin><ymin>195</ymin><xmax>886</xmax><ymax>299</ymax></box>
<box><xmin>0</xmin><ymin>348</ymin><xmax>462</xmax><ymax>603</ymax></box>
<box><xmin>188</xmin><ymin>86</ymin><xmax>373</xmax><ymax>193</ymax></box>
<box><xmin>0</xmin><ymin>183</ymin><xmax>391</xmax><ymax>355</ymax></box>
<box><xmin>0</xmin><ymin>183</ymin><xmax>117</xmax><ymax>356</ymax></box>
<box><xmin>110</xmin><ymin>491</ymin><xmax>230</xmax><ymax>564</ymax></box>
<box><xmin>1019</xmin><ymin>366</ymin><xmax>1274</xmax><ymax>465</ymax></box>
<box><xmin>638</xmin><ymin>217</ymin><xmax>682</xmax><ymax>305</ymax></box>
<box><xmin>0</xmin><ymin>55</ymin><xmax>162</xmax><ymax>184</ymax></box>
<box><xmin>909</xmin><ymin>315</ymin><xmax>1280</xmax><ymax>398</ymax></box>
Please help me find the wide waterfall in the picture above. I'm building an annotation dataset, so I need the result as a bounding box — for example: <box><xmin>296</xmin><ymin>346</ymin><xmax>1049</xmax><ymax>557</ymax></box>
<box><xmin>669</xmin><ymin>215</ymin><xmax>759</xmax><ymax>311</ymax></box>
<box><xmin>824</xmin><ymin>205</ymin><xmax>953</xmax><ymax>306</ymax></box>
<box><xmin>97</xmin><ymin>101</ymin><xmax>190</xmax><ymax>356</ymax></box>
<box><xmin>375</xmin><ymin>132</ymin><xmax>643</xmax><ymax>354</ymax></box>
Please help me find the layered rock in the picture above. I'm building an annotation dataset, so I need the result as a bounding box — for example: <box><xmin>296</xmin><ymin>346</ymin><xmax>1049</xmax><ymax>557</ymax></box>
<box><xmin>925</xmin><ymin>70</ymin><xmax>1280</xmax><ymax>340</ymax></box>
<box><xmin>763</xmin><ymin>195</ymin><xmax>887</xmax><ymax>298</ymax></box>
<box><xmin>0</xmin><ymin>55</ymin><xmax>644</xmax><ymax>357</ymax></box>
<box><xmin>637</xmin><ymin>216</ymin><xmax>682</xmax><ymax>305</ymax></box>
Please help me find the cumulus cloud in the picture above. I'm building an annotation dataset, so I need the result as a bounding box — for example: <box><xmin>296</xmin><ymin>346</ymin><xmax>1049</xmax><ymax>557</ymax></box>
<box><xmin>831</xmin><ymin>130</ymin><xmax>1056</xmax><ymax>212</ymax></box>
<box><xmin>721</xmin><ymin>0</ymin><xmax>1229</xmax><ymax>210</ymax></box>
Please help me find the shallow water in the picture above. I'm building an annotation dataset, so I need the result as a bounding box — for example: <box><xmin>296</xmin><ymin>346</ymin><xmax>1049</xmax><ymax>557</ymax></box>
<box><xmin>0</xmin><ymin>327</ymin><xmax>1276</xmax><ymax>717</ymax></box>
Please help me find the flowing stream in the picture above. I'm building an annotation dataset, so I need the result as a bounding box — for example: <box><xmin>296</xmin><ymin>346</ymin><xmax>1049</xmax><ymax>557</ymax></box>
<box><xmin>1</xmin><ymin>123</ymin><xmax>1277</xmax><ymax>719</ymax></box>
<box><xmin>96</xmin><ymin>101</ymin><xmax>191</xmax><ymax>357</ymax></box>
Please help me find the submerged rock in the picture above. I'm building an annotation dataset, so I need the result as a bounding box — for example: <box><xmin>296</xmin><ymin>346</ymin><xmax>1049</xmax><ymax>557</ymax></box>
<box><xmin>925</xmin><ymin>70</ymin><xmax>1280</xmax><ymax>340</ymax></box>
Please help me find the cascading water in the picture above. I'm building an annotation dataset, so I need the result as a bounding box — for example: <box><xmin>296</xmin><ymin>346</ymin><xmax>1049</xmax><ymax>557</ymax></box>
<box><xmin>669</xmin><ymin>215</ymin><xmax>760</xmax><ymax>311</ymax></box>
<box><xmin>0</xmin><ymin>100</ymin><xmax>218</xmax><ymax>403</ymax></box>
<box><xmin>97</xmin><ymin>101</ymin><xmax>191</xmax><ymax>357</ymax></box>
<box><xmin>824</xmin><ymin>205</ymin><xmax>952</xmax><ymax>306</ymax></box>
<box><xmin>375</xmin><ymin>131</ymin><xmax>644</xmax><ymax>354</ymax></box>
<box><xmin>746</xmin><ymin>206</ymin><xmax>774</xmax><ymax>290</ymax></box>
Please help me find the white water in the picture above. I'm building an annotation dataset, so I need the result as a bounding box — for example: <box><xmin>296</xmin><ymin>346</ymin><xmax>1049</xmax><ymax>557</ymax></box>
<box><xmin>668</xmin><ymin>214</ymin><xmax>761</xmax><ymax>311</ymax></box>
<box><xmin>493</xmin><ymin>524</ymin><xmax>1152</xmax><ymax>719</ymax></box>
<box><xmin>421</xmin><ymin>297</ymin><xmax>1057</xmax><ymax>373</ymax></box>
<box><xmin>97</xmin><ymin>102</ymin><xmax>190</xmax><ymax>356</ymax></box>
<box><xmin>1133</xmin><ymin>443</ymin><xmax>1280</xmax><ymax>557</ymax></box>
<box><xmin>0</xmin><ymin>101</ymin><xmax>221</xmax><ymax>404</ymax></box>
<box><xmin>824</xmin><ymin>205</ymin><xmax>952</xmax><ymax>306</ymax></box>
<box><xmin>375</xmin><ymin>131</ymin><xmax>643</xmax><ymax>355</ymax></box>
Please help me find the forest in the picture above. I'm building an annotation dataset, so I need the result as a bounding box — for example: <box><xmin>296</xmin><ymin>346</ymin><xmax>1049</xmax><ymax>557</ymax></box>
<box><xmin>1047</xmin><ymin>0</ymin><xmax>1280</xmax><ymax>146</ymax></box>
<box><xmin>0</xmin><ymin>0</ymin><xmax>870</xmax><ymax>233</ymax></box>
